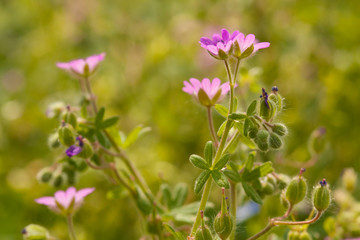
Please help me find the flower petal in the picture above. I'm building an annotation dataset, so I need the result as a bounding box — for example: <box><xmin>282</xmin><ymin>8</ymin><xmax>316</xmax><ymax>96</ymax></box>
<box><xmin>220</xmin><ymin>82</ymin><xmax>231</xmax><ymax>95</ymax></box>
<box><xmin>230</xmin><ymin>31</ymin><xmax>240</xmax><ymax>40</ymax></box>
<box><xmin>75</xmin><ymin>187</ymin><xmax>95</xmax><ymax>203</ymax></box>
<box><xmin>86</xmin><ymin>53</ymin><xmax>106</xmax><ymax>72</ymax></box>
<box><xmin>182</xmin><ymin>81</ymin><xmax>195</xmax><ymax>95</ymax></box>
<box><xmin>206</xmin><ymin>45</ymin><xmax>218</xmax><ymax>55</ymax></box>
<box><xmin>209</xmin><ymin>78</ymin><xmax>221</xmax><ymax>98</ymax></box>
<box><xmin>221</xmin><ymin>29</ymin><xmax>230</xmax><ymax>42</ymax></box>
<box><xmin>66</xmin><ymin>145</ymin><xmax>82</xmax><ymax>157</ymax></box>
<box><xmin>201</xmin><ymin>78</ymin><xmax>211</xmax><ymax>96</ymax></box>
<box><xmin>56</xmin><ymin>62</ymin><xmax>71</xmax><ymax>70</ymax></box>
<box><xmin>199</xmin><ymin>37</ymin><xmax>213</xmax><ymax>47</ymax></box>
<box><xmin>212</xmin><ymin>34</ymin><xmax>222</xmax><ymax>43</ymax></box>
<box><xmin>189</xmin><ymin>78</ymin><xmax>201</xmax><ymax>93</ymax></box>
<box><xmin>35</xmin><ymin>197</ymin><xmax>56</xmax><ymax>207</ymax></box>
<box><xmin>69</xmin><ymin>59</ymin><xmax>86</xmax><ymax>75</ymax></box>
<box><xmin>254</xmin><ymin>42</ymin><xmax>270</xmax><ymax>51</ymax></box>
<box><xmin>243</xmin><ymin>34</ymin><xmax>255</xmax><ymax>52</ymax></box>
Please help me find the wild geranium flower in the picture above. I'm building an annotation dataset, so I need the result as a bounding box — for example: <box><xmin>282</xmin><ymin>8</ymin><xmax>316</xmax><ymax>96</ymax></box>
<box><xmin>233</xmin><ymin>33</ymin><xmax>270</xmax><ymax>59</ymax></box>
<box><xmin>66</xmin><ymin>136</ymin><xmax>84</xmax><ymax>157</ymax></box>
<box><xmin>183</xmin><ymin>78</ymin><xmax>234</xmax><ymax>107</ymax></box>
<box><xmin>35</xmin><ymin>186</ymin><xmax>95</xmax><ymax>215</ymax></box>
<box><xmin>56</xmin><ymin>53</ymin><xmax>106</xmax><ymax>78</ymax></box>
<box><xmin>199</xmin><ymin>29</ymin><xmax>240</xmax><ymax>60</ymax></box>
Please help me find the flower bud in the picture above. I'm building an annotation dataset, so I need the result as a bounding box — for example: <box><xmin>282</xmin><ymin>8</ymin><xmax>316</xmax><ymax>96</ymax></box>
<box><xmin>287</xmin><ymin>230</ymin><xmax>300</xmax><ymax>240</ymax></box>
<box><xmin>308</xmin><ymin>127</ymin><xmax>326</xmax><ymax>155</ymax></box>
<box><xmin>312</xmin><ymin>179</ymin><xmax>331</xmax><ymax>212</ymax></box>
<box><xmin>269</xmin><ymin>132</ymin><xmax>282</xmax><ymax>149</ymax></box>
<box><xmin>58</xmin><ymin>122</ymin><xmax>76</xmax><ymax>146</ymax></box>
<box><xmin>63</xmin><ymin>106</ymin><xmax>77</xmax><ymax>129</ymax></box>
<box><xmin>51</xmin><ymin>173</ymin><xmax>67</xmax><ymax>188</ymax></box>
<box><xmin>195</xmin><ymin>210</ymin><xmax>213</xmax><ymax>240</ymax></box>
<box><xmin>342</xmin><ymin>168</ymin><xmax>357</xmax><ymax>193</ymax></box>
<box><xmin>277</xmin><ymin>174</ymin><xmax>291</xmax><ymax>190</ymax></box>
<box><xmin>22</xmin><ymin>224</ymin><xmax>50</xmax><ymax>240</ymax></box>
<box><xmin>248</xmin><ymin>127</ymin><xmax>258</xmax><ymax>139</ymax></box>
<box><xmin>268</xmin><ymin>90</ymin><xmax>283</xmax><ymax>112</ymax></box>
<box><xmin>254</xmin><ymin>130</ymin><xmax>269</xmax><ymax>152</ymax></box>
<box><xmin>299</xmin><ymin>231</ymin><xmax>312</xmax><ymax>240</ymax></box>
<box><xmin>77</xmin><ymin>138</ymin><xmax>94</xmax><ymax>159</ymax></box>
<box><xmin>259</xmin><ymin>88</ymin><xmax>276</xmax><ymax>121</ymax></box>
<box><xmin>36</xmin><ymin>167</ymin><xmax>53</xmax><ymax>183</ymax></box>
<box><xmin>272</xmin><ymin>123</ymin><xmax>288</xmax><ymax>136</ymax></box>
<box><xmin>47</xmin><ymin>132</ymin><xmax>61</xmax><ymax>149</ymax></box>
<box><xmin>262</xmin><ymin>181</ymin><xmax>275</xmax><ymax>195</ymax></box>
<box><xmin>46</xmin><ymin>102</ymin><xmax>65</xmax><ymax>119</ymax></box>
<box><xmin>285</xmin><ymin>170</ymin><xmax>307</xmax><ymax>206</ymax></box>
<box><xmin>214</xmin><ymin>188</ymin><xmax>233</xmax><ymax>240</ymax></box>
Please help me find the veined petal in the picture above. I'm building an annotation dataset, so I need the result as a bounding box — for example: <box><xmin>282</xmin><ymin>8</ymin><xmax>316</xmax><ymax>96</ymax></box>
<box><xmin>54</xmin><ymin>190</ymin><xmax>69</xmax><ymax>209</ymax></box>
<box><xmin>235</xmin><ymin>33</ymin><xmax>245</xmax><ymax>49</ymax></box>
<box><xmin>201</xmin><ymin>78</ymin><xmax>211</xmax><ymax>96</ymax></box>
<box><xmin>230</xmin><ymin>31</ymin><xmax>240</xmax><ymax>40</ymax></box>
<box><xmin>243</xmin><ymin>34</ymin><xmax>255</xmax><ymax>52</ymax></box>
<box><xmin>209</xmin><ymin>78</ymin><xmax>221</xmax><ymax>98</ymax></box>
<box><xmin>56</xmin><ymin>62</ymin><xmax>71</xmax><ymax>70</ymax></box>
<box><xmin>199</xmin><ymin>37</ymin><xmax>213</xmax><ymax>47</ymax></box>
<box><xmin>206</xmin><ymin>45</ymin><xmax>218</xmax><ymax>55</ymax></box>
<box><xmin>189</xmin><ymin>78</ymin><xmax>201</xmax><ymax>93</ymax></box>
<box><xmin>220</xmin><ymin>82</ymin><xmax>231</xmax><ymax>95</ymax></box>
<box><xmin>254</xmin><ymin>42</ymin><xmax>270</xmax><ymax>51</ymax></box>
<box><xmin>212</xmin><ymin>34</ymin><xmax>222</xmax><ymax>43</ymax></box>
<box><xmin>221</xmin><ymin>29</ymin><xmax>230</xmax><ymax>42</ymax></box>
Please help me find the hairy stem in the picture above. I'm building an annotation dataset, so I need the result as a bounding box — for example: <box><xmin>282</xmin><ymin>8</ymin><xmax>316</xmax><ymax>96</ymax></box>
<box><xmin>229</xmin><ymin>182</ymin><xmax>237</xmax><ymax>240</ymax></box>
<box><xmin>66</xmin><ymin>214</ymin><xmax>77</xmax><ymax>240</ymax></box>
<box><xmin>207</xmin><ymin>107</ymin><xmax>219</xmax><ymax>147</ymax></box>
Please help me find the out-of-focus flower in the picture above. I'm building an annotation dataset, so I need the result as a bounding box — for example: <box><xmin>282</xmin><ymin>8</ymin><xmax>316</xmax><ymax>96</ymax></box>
<box><xmin>183</xmin><ymin>78</ymin><xmax>234</xmax><ymax>107</ymax></box>
<box><xmin>233</xmin><ymin>33</ymin><xmax>270</xmax><ymax>59</ymax></box>
<box><xmin>35</xmin><ymin>186</ymin><xmax>95</xmax><ymax>215</ymax></box>
<box><xmin>66</xmin><ymin>145</ymin><xmax>83</xmax><ymax>157</ymax></box>
<box><xmin>199</xmin><ymin>29</ymin><xmax>240</xmax><ymax>60</ymax></box>
<box><xmin>56</xmin><ymin>53</ymin><xmax>106</xmax><ymax>77</ymax></box>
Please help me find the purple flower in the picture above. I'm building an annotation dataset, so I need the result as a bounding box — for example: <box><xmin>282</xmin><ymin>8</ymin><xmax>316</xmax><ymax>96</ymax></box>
<box><xmin>233</xmin><ymin>33</ymin><xmax>270</xmax><ymax>58</ymax></box>
<box><xmin>35</xmin><ymin>186</ymin><xmax>95</xmax><ymax>215</ymax></box>
<box><xmin>183</xmin><ymin>78</ymin><xmax>234</xmax><ymax>107</ymax></box>
<box><xmin>65</xmin><ymin>136</ymin><xmax>84</xmax><ymax>157</ymax></box>
<box><xmin>199</xmin><ymin>29</ymin><xmax>240</xmax><ymax>59</ymax></box>
<box><xmin>56</xmin><ymin>53</ymin><xmax>106</xmax><ymax>77</ymax></box>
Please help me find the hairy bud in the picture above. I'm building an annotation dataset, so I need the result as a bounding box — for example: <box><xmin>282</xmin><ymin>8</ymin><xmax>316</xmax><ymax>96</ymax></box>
<box><xmin>254</xmin><ymin>130</ymin><xmax>269</xmax><ymax>152</ymax></box>
<box><xmin>36</xmin><ymin>167</ymin><xmax>53</xmax><ymax>183</ymax></box>
<box><xmin>312</xmin><ymin>179</ymin><xmax>331</xmax><ymax>212</ymax></box>
<box><xmin>63</xmin><ymin>106</ymin><xmax>77</xmax><ymax>129</ymax></box>
<box><xmin>308</xmin><ymin>127</ymin><xmax>326</xmax><ymax>155</ymax></box>
<box><xmin>269</xmin><ymin>132</ymin><xmax>282</xmax><ymax>149</ymax></box>
<box><xmin>259</xmin><ymin>88</ymin><xmax>276</xmax><ymax>121</ymax></box>
<box><xmin>272</xmin><ymin>123</ymin><xmax>288</xmax><ymax>136</ymax></box>
<box><xmin>58</xmin><ymin>122</ymin><xmax>76</xmax><ymax>146</ymax></box>
<box><xmin>47</xmin><ymin>132</ymin><xmax>61</xmax><ymax>149</ymax></box>
<box><xmin>285</xmin><ymin>170</ymin><xmax>307</xmax><ymax>206</ymax></box>
<box><xmin>287</xmin><ymin>230</ymin><xmax>300</xmax><ymax>240</ymax></box>
<box><xmin>214</xmin><ymin>188</ymin><xmax>233</xmax><ymax>240</ymax></box>
<box><xmin>22</xmin><ymin>224</ymin><xmax>50</xmax><ymax>240</ymax></box>
<box><xmin>195</xmin><ymin>210</ymin><xmax>213</xmax><ymax>240</ymax></box>
<box><xmin>299</xmin><ymin>231</ymin><xmax>312</xmax><ymax>240</ymax></box>
<box><xmin>77</xmin><ymin>138</ymin><xmax>94</xmax><ymax>159</ymax></box>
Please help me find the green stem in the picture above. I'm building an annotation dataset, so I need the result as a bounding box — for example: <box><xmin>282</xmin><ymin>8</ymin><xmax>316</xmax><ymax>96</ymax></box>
<box><xmin>190</xmin><ymin>60</ymin><xmax>236</xmax><ymax>235</ymax></box>
<box><xmin>229</xmin><ymin>182</ymin><xmax>237</xmax><ymax>240</ymax></box>
<box><xmin>66</xmin><ymin>214</ymin><xmax>77</xmax><ymax>240</ymax></box>
<box><xmin>223</xmin><ymin>131</ymin><xmax>240</xmax><ymax>154</ymax></box>
<box><xmin>84</xmin><ymin>77</ymin><xmax>98</xmax><ymax>114</ymax></box>
<box><xmin>207</xmin><ymin>107</ymin><xmax>219</xmax><ymax>147</ymax></box>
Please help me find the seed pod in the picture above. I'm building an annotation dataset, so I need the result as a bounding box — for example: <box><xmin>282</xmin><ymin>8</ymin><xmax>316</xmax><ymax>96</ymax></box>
<box><xmin>195</xmin><ymin>210</ymin><xmax>213</xmax><ymax>240</ymax></box>
<box><xmin>269</xmin><ymin>132</ymin><xmax>282</xmax><ymax>149</ymax></box>
<box><xmin>22</xmin><ymin>224</ymin><xmax>50</xmax><ymax>240</ymax></box>
<box><xmin>214</xmin><ymin>188</ymin><xmax>233</xmax><ymax>240</ymax></box>
<box><xmin>268</xmin><ymin>92</ymin><xmax>283</xmax><ymax>112</ymax></box>
<box><xmin>272</xmin><ymin>123</ymin><xmax>288</xmax><ymax>136</ymax></box>
<box><xmin>312</xmin><ymin>179</ymin><xmax>331</xmax><ymax>212</ymax></box>
<box><xmin>36</xmin><ymin>167</ymin><xmax>53</xmax><ymax>183</ymax></box>
<box><xmin>77</xmin><ymin>138</ymin><xmax>94</xmax><ymax>159</ymax></box>
<box><xmin>299</xmin><ymin>231</ymin><xmax>312</xmax><ymax>240</ymax></box>
<box><xmin>58</xmin><ymin>122</ymin><xmax>76</xmax><ymax>147</ymax></box>
<box><xmin>259</xmin><ymin>98</ymin><xmax>276</xmax><ymax>122</ymax></box>
<box><xmin>285</xmin><ymin>176</ymin><xmax>307</xmax><ymax>206</ymax></box>
<box><xmin>287</xmin><ymin>230</ymin><xmax>300</xmax><ymax>240</ymax></box>
<box><xmin>262</xmin><ymin>181</ymin><xmax>275</xmax><ymax>195</ymax></box>
<box><xmin>47</xmin><ymin>132</ymin><xmax>61</xmax><ymax>149</ymax></box>
<box><xmin>51</xmin><ymin>173</ymin><xmax>67</xmax><ymax>188</ymax></box>
<box><xmin>248</xmin><ymin>127</ymin><xmax>258</xmax><ymax>139</ymax></box>
<box><xmin>277</xmin><ymin>174</ymin><xmax>291</xmax><ymax>190</ymax></box>
<box><xmin>254</xmin><ymin>130</ymin><xmax>269</xmax><ymax>152</ymax></box>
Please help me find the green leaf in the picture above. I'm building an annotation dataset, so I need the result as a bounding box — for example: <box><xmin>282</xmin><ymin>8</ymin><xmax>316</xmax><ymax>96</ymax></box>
<box><xmin>99</xmin><ymin>116</ymin><xmax>119</xmax><ymax>129</ymax></box>
<box><xmin>163</xmin><ymin>224</ymin><xmax>186</xmax><ymax>240</ymax></box>
<box><xmin>194</xmin><ymin>170</ymin><xmax>211</xmax><ymax>194</ymax></box>
<box><xmin>172</xmin><ymin>183</ymin><xmax>188</xmax><ymax>208</ymax></box>
<box><xmin>243</xmin><ymin>162</ymin><xmax>274</xmax><ymax>181</ymax></box>
<box><xmin>160</xmin><ymin>183</ymin><xmax>172</xmax><ymax>208</ymax></box>
<box><xmin>189</xmin><ymin>155</ymin><xmax>210</xmax><ymax>170</ymax></box>
<box><xmin>243</xmin><ymin>118</ymin><xmax>251</xmax><ymax>136</ymax></box>
<box><xmin>242</xmin><ymin>182</ymin><xmax>263</xmax><ymax>204</ymax></box>
<box><xmin>215</xmin><ymin>104</ymin><xmax>228</xmax><ymax>118</ymax></box>
<box><xmin>217</xmin><ymin>120</ymin><xmax>227</xmax><ymax>137</ymax></box>
<box><xmin>212</xmin><ymin>171</ymin><xmax>230</xmax><ymax>188</ymax></box>
<box><xmin>204</xmin><ymin>141</ymin><xmax>214</xmax><ymax>165</ymax></box>
<box><xmin>123</xmin><ymin>125</ymin><xmax>151</xmax><ymax>148</ymax></box>
<box><xmin>245</xmin><ymin>152</ymin><xmax>255</xmax><ymax>171</ymax></box>
<box><xmin>247</xmin><ymin>100</ymin><xmax>257</xmax><ymax>116</ymax></box>
<box><xmin>223</xmin><ymin>169</ymin><xmax>241</xmax><ymax>182</ymax></box>
<box><xmin>96</xmin><ymin>131</ymin><xmax>110</xmax><ymax>148</ymax></box>
<box><xmin>135</xmin><ymin>186</ymin><xmax>153</xmax><ymax>214</ymax></box>
<box><xmin>213</xmin><ymin>154</ymin><xmax>230</xmax><ymax>171</ymax></box>
<box><xmin>95</xmin><ymin>107</ymin><xmax>105</xmax><ymax>126</ymax></box>
<box><xmin>229</xmin><ymin>112</ymin><xmax>247</xmax><ymax>121</ymax></box>
<box><xmin>238</xmin><ymin>134</ymin><xmax>257</xmax><ymax>149</ymax></box>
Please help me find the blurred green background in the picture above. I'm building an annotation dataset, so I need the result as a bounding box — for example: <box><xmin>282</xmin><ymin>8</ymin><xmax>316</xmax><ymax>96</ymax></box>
<box><xmin>1</xmin><ymin>0</ymin><xmax>360</xmax><ymax>239</ymax></box>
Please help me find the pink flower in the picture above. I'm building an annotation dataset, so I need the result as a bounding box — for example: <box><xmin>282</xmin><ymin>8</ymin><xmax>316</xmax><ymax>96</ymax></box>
<box><xmin>35</xmin><ymin>186</ymin><xmax>95</xmax><ymax>215</ymax></box>
<box><xmin>199</xmin><ymin>29</ymin><xmax>240</xmax><ymax>60</ymax></box>
<box><xmin>183</xmin><ymin>78</ymin><xmax>234</xmax><ymax>107</ymax></box>
<box><xmin>56</xmin><ymin>53</ymin><xmax>106</xmax><ymax>77</ymax></box>
<box><xmin>233</xmin><ymin>33</ymin><xmax>270</xmax><ymax>58</ymax></box>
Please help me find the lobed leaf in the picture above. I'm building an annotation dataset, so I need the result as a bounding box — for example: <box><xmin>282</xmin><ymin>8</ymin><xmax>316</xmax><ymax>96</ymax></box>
<box><xmin>242</xmin><ymin>162</ymin><xmax>274</xmax><ymax>181</ymax></box>
<box><xmin>247</xmin><ymin>100</ymin><xmax>257</xmax><ymax>116</ymax></box>
<box><xmin>189</xmin><ymin>155</ymin><xmax>210</xmax><ymax>170</ymax></box>
<box><xmin>204</xmin><ymin>141</ymin><xmax>214</xmax><ymax>165</ymax></box>
<box><xmin>215</xmin><ymin>104</ymin><xmax>228</xmax><ymax>118</ymax></box>
<box><xmin>242</xmin><ymin>182</ymin><xmax>263</xmax><ymax>204</ymax></box>
<box><xmin>194</xmin><ymin>170</ymin><xmax>211</xmax><ymax>194</ymax></box>
<box><xmin>212</xmin><ymin>170</ymin><xmax>230</xmax><ymax>189</ymax></box>
<box><xmin>213</xmin><ymin>153</ymin><xmax>230</xmax><ymax>171</ymax></box>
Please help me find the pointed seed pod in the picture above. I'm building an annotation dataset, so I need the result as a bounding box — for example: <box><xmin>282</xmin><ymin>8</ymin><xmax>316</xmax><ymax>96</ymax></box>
<box><xmin>277</xmin><ymin>174</ymin><xmax>291</xmax><ymax>190</ymax></box>
<box><xmin>248</xmin><ymin>127</ymin><xmax>258</xmax><ymax>139</ymax></box>
<box><xmin>214</xmin><ymin>188</ymin><xmax>233</xmax><ymax>240</ymax></box>
<box><xmin>77</xmin><ymin>138</ymin><xmax>94</xmax><ymax>159</ymax></box>
<box><xmin>312</xmin><ymin>179</ymin><xmax>331</xmax><ymax>212</ymax></box>
<box><xmin>58</xmin><ymin>121</ymin><xmax>76</xmax><ymax>146</ymax></box>
<box><xmin>195</xmin><ymin>210</ymin><xmax>213</xmax><ymax>240</ymax></box>
<box><xmin>285</xmin><ymin>169</ymin><xmax>307</xmax><ymax>206</ymax></box>
<box><xmin>259</xmin><ymin>88</ymin><xmax>276</xmax><ymax>121</ymax></box>
<box><xmin>272</xmin><ymin>123</ymin><xmax>288</xmax><ymax>136</ymax></box>
<box><xmin>269</xmin><ymin>132</ymin><xmax>282</xmax><ymax>149</ymax></box>
<box><xmin>268</xmin><ymin>91</ymin><xmax>283</xmax><ymax>112</ymax></box>
<box><xmin>63</xmin><ymin>106</ymin><xmax>78</xmax><ymax>129</ymax></box>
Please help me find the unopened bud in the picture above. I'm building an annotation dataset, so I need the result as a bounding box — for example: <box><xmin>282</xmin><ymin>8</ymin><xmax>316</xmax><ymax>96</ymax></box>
<box><xmin>287</xmin><ymin>230</ymin><xmax>300</xmax><ymax>240</ymax></box>
<box><xmin>63</xmin><ymin>106</ymin><xmax>77</xmax><ymax>129</ymax></box>
<box><xmin>285</xmin><ymin>172</ymin><xmax>307</xmax><ymax>206</ymax></box>
<box><xmin>269</xmin><ymin>132</ymin><xmax>282</xmax><ymax>149</ymax></box>
<box><xmin>51</xmin><ymin>173</ymin><xmax>67</xmax><ymax>188</ymax></box>
<box><xmin>272</xmin><ymin>123</ymin><xmax>288</xmax><ymax>136</ymax></box>
<box><xmin>58</xmin><ymin>122</ymin><xmax>76</xmax><ymax>146</ymax></box>
<box><xmin>259</xmin><ymin>89</ymin><xmax>276</xmax><ymax>121</ymax></box>
<box><xmin>268</xmin><ymin>91</ymin><xmax>283</xmax><ymax>112</ymax></box>
<box><xmin>342</xmin><ymin>168</ymin><xmax>357</xmax><ymax>192</ymax></box>
<box><xmin>254</xmin><ymin>130</ymin><xmax>269</xmax><ymax>152</ymax></box>
<box><xmin>248</xmin><ymin>127</ymin><xmax>258</xmax><ymax>139</ymax></box>
<box><xmin>36</xmin><ymin>167</ymin><xmax>53</xmax><ymax>183</ymax></box>
<box><xmin>22</xmin><ymin>224</ymin><xmax>50</xmax><ymax>240</ymax></box>
<box><xmin>308</xmin><ymin>127</ymin><xmax>326</xmax><ymax>155</ymax></box>
<box><xmin>299</xmin><ymin>231</ymin><xmax>312</xmax><ymax>240</ymax></box>
<box><xmin>47</xmin><ymin>132</ymin><xmax>61</xmax><ymax>149</ymax></box>
<box><xmin>312</xmin><ymin>179</ymin><xmax>331</xmax><ymax>212</ymax></box>
<box><xmin>77</xmin><ymin>138</ymin><xmax>94</xmax><ymax>159</ymax></box>
<box><xmin>195</xmin><ymin>210</ymin><xmax>213</xmax><ymax>240</ymax></box>
<box><xmin>214</xmin><ymin>188</ymin><xmax>233</xmax><ymax>240</ymax></box>
<box><xmin>46</xmin><ymin>102</ymin><xmax>65</xmax><ymax>119</ymax></box>
<box><xmin>277</xmin><ymin>174</ymin><xmax>291</xmax><ymax>190</ymax></box>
